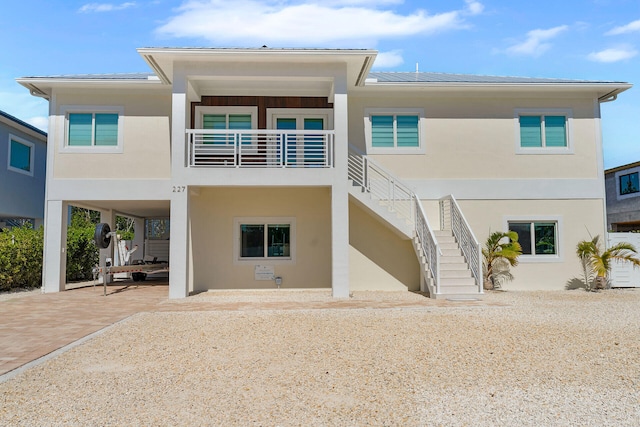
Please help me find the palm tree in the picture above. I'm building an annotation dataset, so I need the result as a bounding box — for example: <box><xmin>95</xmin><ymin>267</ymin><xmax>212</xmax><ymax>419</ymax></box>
<box><xmin>482</xmin><ymin>231</ymin><xmax>522</xmax><ymax>290</ymax></box>
<box><xmin>576</xmin><ymin>235</ymin><xmax>640</xmax><ymax>290</ymax></box>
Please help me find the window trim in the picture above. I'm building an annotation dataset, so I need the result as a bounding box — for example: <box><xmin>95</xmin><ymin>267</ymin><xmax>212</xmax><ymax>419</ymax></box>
<box><xmin>504</xmin><ymin>216</ymin><xmax>563</xmax><ymax>263</ymax></box>
<box><xmin>615</xmin><ymin>166</ymin><xmax>640</xmax><ymax>201</ymax></box>
<box><xmin>194</xmin><ymin>106</ymin><xmax>258</xmax><ymax>129</ymax></box>
<box><xmin>60</xmin><ymin>105</ymin><xmax>124</xmax><ymax>153</ymax></box>
<box><xmin>364</xmin><ymin>108</ymin><xmax>426</xmax><ymax>154</ymax></box>
<box><xmin>233</xmin><ymin>217</ymin><xmax>296</xmax><ymax>265</ymax></box>
<box><xmin>514</xmin><ymin>109</ymin><xmax>573</xmax><ymax>155</ymax></box>
<box><xmin>7</xmin><ymin>134</ymin><xmax>35</xmax><ymax>177</ymax></box>
<box><xmin>266</xmin><ymin>108</ymin><xmax>334</xmax><ymax>130</ymax></box>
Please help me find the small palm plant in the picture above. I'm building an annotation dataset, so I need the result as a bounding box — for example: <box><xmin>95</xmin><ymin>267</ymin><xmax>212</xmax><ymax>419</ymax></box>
<box><xmin>482</xmin><ymin>231</ymin><xmax>522</xmax><ymax>290</ymax></box>
<box><xmin>576</xmin><ymin>235</ymin><xmax>640</xmax><ymax>291</ymax></box>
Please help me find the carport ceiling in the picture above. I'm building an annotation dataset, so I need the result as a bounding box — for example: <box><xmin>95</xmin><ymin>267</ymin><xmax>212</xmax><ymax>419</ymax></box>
<box><xmin>72</xmin><ymin>200</ymin><xmax>170</xmax><ymax>219</ymax></box>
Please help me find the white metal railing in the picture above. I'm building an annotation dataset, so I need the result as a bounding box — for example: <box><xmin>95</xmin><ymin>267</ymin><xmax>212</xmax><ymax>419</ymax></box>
<box><xmin>187</xmin><ymin>129</ymin><xmax>334</xmax><ymax>168</ymax></box>
<box><xmin>440</xmin><ymin>195</ymin><xmax>483</xmax><ymax>293</ymax></box>
<box><xmin>348</xmin><ymin>147</ymin><xmax>414</xmax><ymax>224</ymax></box>
<box><xmin>414</xmin><ymin>194</ymin><xmax>441</xmax><ymax>294</ymax></box>
<box><xmin>348</xmin><ymin>145</ymin><xmax>441</xmax><ymax>293</ymax></box>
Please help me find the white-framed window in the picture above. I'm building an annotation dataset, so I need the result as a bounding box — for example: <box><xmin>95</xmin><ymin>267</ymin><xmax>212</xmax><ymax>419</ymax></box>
<box><xmin>515</xmin><ymin>109</ymin><xmax>573</xmax><ymax>154</ymax></box>
<box><xmin>233</xmin><ymin>217</ymin><xmax>296</xmax><ymax>264</ymax></box>
<box><xmin>194</xmin><ymin>106</ymin><xmax>258</xmax><ymax>130</ymax></box>
<box><xmin>615</xmin><ymin>166</ymin><xmax>640</xmax><ymax>200</ymax></box>
<box><xmin>364</xmin><ymin>108</ymin><xmax>425</xmax><ymax>154</ymax></box>
<box><xmin>60</xmin><ymin>105</ymin><xmax>124</xmax><ymax>153</ymax></box>
<box><xmin>7</xmin><ymin>134</ymin><xmax>34</xmax><ymax>176</ymax></box>
<box><xmin>505</xmin><ymin>216</ymin><xmax>562</xmax><ymax>262</ymax></box>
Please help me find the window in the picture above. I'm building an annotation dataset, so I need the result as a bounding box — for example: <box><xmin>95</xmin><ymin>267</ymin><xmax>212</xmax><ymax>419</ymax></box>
<box><xmin>508</xmin><ymin>221</ymin><xmax>558</xmax><ymax>256</ymax></box>
<box><xmin>61</xmin><ymin>106</ymin><xmax>124</xmax><ymax>152</ymax></box>
<box><xmin>619</xmin><ymin>172</ymin><xmax>639</xmax><ymax>195</ymax></box>
<box><xmin>234</xmin><ymin>217</ymin><xmax>295</xmax><ymax>263</ymax></box>
<box><xmin>7</xmin><ymin>135</ymin><xmax>34</xmax><ymax>176</ymax></box>
<box><xmin>515</xmin><ymin>109</ymin><xmax>572</xmax><ymax>154</ymax></box>
<box><xmin>365</xmin><ymin>108</ymin><xmax>425</xmax><ymax>154</ymax></box>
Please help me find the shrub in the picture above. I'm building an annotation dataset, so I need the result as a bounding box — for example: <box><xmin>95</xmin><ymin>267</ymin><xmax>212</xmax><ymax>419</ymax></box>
<box><xmin>66</xmin><ymin>224</ymin><xmax>99</xmax><ymax>281</ymax></box>
<box><xmin>0</xmin><ymin>226</ymin><xmax>44</xmax><ymax>291</ymax></box>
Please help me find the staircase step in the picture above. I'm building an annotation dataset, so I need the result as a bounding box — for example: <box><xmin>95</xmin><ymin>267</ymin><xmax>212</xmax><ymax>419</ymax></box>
<box><xmin>438</xmin><ymin>242</ymin><xmax>459</xmax><ymax>250</ymax></box>
<box><xmin>434</xmin><ymin>230</ymin><xmax>453</xmax><ymax>237</ymax></box>
<box><xmin>440</xmin><ymin>277</ymin><xmax>476</xmax><ymax>287</ymax></box>
<box><xmin>440</xmin><ymin>262</ymin><xmax>469</xmax><ymax>271</ymax></box>
<box><xmin>441</xmin><ymin>248</ymin><xmax>462</xmax><ymax>257</ymax></box>
<box><xmin>440</xmin><ymin>269</ymin><xmax>473</xmax><ymax>279</ymax></box>
<box><xmin>440</xmin><ymin>255</ymin><xmax>465</xmax><ymax>264</ymax></box>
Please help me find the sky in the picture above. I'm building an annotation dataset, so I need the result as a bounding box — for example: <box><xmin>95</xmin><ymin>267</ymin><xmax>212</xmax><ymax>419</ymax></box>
<box><xmin>1</xmin><ymin>0</ymin><xmax>639</xmax><ymax>169</ymax></box>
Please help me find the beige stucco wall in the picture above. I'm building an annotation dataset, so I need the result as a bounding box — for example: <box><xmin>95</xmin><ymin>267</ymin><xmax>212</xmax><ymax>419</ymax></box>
<box><xmin>189</xmin><ymin>187</ymin><xmax>331</xmax><ymax>291</ymax></box>
<box><xmin>349</xmin><ymin>201</ymin><xmax>420</xmax><ymax>291</ymax></box>
<box><xmin>52</xmin><ymin>90</ymin><xmax>171</xmax><ymax>179</ymax></box>
<box><xmin>436</xmin><ymin>198</ymin><xmax>606</xmax><ymax>291</ymax></box>
<box><xmin>348</xmin><ymin>93</ymin><xmax>599</xmax><ymax>180</ymax></box>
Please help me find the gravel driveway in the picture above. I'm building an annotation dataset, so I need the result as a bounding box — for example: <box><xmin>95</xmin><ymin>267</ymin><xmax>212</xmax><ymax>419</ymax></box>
<box><xmin>1</xmin><ymin>289</ymin><xmax>639</xmax><ymax>426</ymax></box>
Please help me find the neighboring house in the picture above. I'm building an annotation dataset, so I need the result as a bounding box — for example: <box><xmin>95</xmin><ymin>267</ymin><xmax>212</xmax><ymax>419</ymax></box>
<box><xmin>17</xmin><ymin>48</ymin><xmax>631</xmax><ymax>298</ymax></box>
<box><xmin>605</xmin><ymin>161</ymin><xmax>640</xmax><ymax>231</ymax></box>
<box><xmin>0</xmin><ymin>109</ymin><xmax>47</xmax><ymax>229</ymax></box>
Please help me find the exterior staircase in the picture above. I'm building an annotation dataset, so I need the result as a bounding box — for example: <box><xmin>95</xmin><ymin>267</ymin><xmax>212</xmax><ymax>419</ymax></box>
<box><xmin>348</xmin><ymin>146</ymin><xmax>483</xmax><ymax>299</ymax></box>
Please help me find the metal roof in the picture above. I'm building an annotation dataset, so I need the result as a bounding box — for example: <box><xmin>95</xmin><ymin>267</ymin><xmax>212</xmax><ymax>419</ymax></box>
<box><xmin>20</xmin><ymin>72</ymin><xmax>155</xmax><ymax>80</ymax></box>
<box><xmin>367</xmin><ymin>71</ymin><xmax>627</xmax><ymax>85</ymax></box>
<box><xmin>0</xmin><ymin>110</ymin><xmax>47</xmax><ymax>137</ymax></box>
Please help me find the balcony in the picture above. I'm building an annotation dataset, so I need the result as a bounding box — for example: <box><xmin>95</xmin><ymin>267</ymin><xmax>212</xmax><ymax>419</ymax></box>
<box><xmin>187</xmin><ymin>129</ymin><xmax>335</xmax><ymax>168</ymax></box>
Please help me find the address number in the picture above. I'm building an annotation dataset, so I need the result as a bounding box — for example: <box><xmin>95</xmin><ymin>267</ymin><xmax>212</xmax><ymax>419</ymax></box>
<box><xmin>172</xmin><ymin>186</ymin><xmax>186</xmax><ymax>193</ymax></box>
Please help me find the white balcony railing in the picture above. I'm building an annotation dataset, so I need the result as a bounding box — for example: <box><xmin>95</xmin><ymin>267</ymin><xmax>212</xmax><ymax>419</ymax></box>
<box><xmin>187</xmin><ymin>129</ymin><xmax>334</xmax><ymax>168</ymax></box>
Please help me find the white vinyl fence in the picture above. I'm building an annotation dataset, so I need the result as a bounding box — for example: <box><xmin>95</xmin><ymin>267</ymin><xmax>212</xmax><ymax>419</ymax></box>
<box><xmin>608</xmin><ymin>233</ymin><xmax>640</xmax><ymax>288</ymax></box>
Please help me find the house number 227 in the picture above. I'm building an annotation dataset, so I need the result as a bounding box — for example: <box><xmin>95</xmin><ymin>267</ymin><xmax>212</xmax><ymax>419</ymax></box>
<box><xmin>172</xmin><ymin>186</ymin><xmax>186</xmax><ymax>193</ymax></box>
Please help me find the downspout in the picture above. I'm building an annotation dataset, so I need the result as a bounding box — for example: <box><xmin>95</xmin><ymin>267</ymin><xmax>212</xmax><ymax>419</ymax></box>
<box><xmin>598</xmin><ymin>90</ymin><xmax>619</xmax><ymax>103</ymax></box>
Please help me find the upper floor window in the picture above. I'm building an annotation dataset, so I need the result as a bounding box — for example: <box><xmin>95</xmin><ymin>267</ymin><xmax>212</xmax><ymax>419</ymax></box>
<box><xmin>7</xmin><ymin>135</ymin><xmax>34</xmax><ymax>176</ymax></box>
<box><xmin>515</xmin><ymin>109</ymin><xmax>572</xmax><ymax>154</ymax></box>
<box><xmin>61</xmin><ymin>106</ymin><xmax>124</xmax><ymax>153</ymax></box>
<box><xmin>619</xmin><ymin>172</ymin><xmax>639</xmax><ymax>196</ymax></box>
<box><xmin>365</xmin><ymin>108</ymin><xmax>425</xmax><ymax>154</ymax></box>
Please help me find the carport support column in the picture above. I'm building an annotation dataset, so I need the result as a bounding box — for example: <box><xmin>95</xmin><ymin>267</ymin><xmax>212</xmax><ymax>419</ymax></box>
<box><xmin>332</xmin><ymin>74</ymin><xmax>349</xmax><ymax>298</ymax></box>
<box><xmin>169</xmin><ymin>78</ymin><xmax>190</xmax><ymax>299</ymax></box>
<box><xmin>42</xmin><ymin>200</ymin><xmax>68</xmax><ymax>293</ymax></box>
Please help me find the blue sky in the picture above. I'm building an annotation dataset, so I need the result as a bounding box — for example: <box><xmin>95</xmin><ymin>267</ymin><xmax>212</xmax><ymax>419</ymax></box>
<box><xmin>1</xmin><ymin>0</ymin><xmax>639</xmax><ymax>168</ymax></box>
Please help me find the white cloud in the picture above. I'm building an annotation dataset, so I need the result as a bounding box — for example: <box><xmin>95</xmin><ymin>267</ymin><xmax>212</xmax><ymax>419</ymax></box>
<box><xmin>587</xmin><ymin>46</ymin><xmax>638</xmax><ymax>63</ymax></box>
<box><xmin>27</xmin><ymin>116</ymin><xmax>49</xmax><ymax>132</ymax></box>
<box><xmin>464</xmin><ymin>0</ymin><xmax>483</xmax><ymax>15</ymax></box>
<box><xmin>606</xmin><ymin>19</ymin><xmax>640</xmax><ymax>35</ymax></box>
<box><xmin>372</xmin><ymin>50</ymin><xmax>404</xmax><ymax>68</ymax></box>
<box><xmin>0</xmin><ymin>85</ymin><xmax>49</xmax><ymax>133</ymax></box>
<box><xmin>505</xmin><ymin>25</ymin><xmax>568</xmax><ymax>57</ymax></box>
<box><xmin>78</xmin><ymin>2</ymin><xmax>136</xmax><ymax>13</ymax></box>
<box><xmin>155</xmin><ymin>1</ymin><xmax>484</xmax><ymax>47</ymax></box>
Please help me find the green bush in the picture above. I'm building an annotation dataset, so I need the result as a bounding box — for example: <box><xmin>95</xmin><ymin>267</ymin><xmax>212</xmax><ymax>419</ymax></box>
<box><xmin>0</xmin><ymin>226</ymin><xmax>44</xmax><ymax>291</ymax></box>
<box><xmin>66</xmin><ymin>215</ymin><xmax>99</xmax><ymax>282</ymax></box>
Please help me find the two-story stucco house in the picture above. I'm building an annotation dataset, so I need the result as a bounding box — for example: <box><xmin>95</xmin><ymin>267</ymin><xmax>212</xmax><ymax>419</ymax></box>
<box><xmin>17</xmin><ymin>47</ymin><xmax>631</xmax><ymax>299</ymax></box>
<box><xmin>0</xmin><ymin>110</ymin><xmax>47</xmax><ymax>229</ymax></box>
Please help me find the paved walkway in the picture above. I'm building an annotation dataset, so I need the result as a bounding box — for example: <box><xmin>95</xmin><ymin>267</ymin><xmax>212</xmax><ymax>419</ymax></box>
<box><xmin>0</xmin><ymin>280</ymin><xmax>488</xmax><ymax>378</ymax></box>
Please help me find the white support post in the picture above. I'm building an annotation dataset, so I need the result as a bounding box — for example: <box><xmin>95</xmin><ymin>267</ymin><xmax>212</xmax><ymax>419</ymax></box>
<box><xmin>168</xmin><ymin>75</ymin><xmax>190</xmax><ymax>299</ymax></box>
<box><xmin>132</xmin><ymin>217</ymin><xmax>145</xmax><ymax>262</ymax></box>
<box><xmin>42</xmin><ymin>200</ymin><xmax>68</xmax><ymax>293</ymax></box>
<box><xmin>331</xmin><ymin>73</ymin><xmax>350</xmax><ymax>298</ymax></box>
<box><xmin>169</xmin><ymin>191</ymin><xmax>189</xmax><ymax>298</ymax></box>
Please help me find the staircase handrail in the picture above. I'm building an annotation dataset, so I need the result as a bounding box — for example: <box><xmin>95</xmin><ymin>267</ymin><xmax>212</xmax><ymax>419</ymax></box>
<box><xmin>414</xmin><ymin>194</ymin><xmax>442</xmax><ymax>294</ymax></box>
<box><xmin>348</xmin><ymin>145</ymin><xmax>415</xmax><ymax>224</ymax></box>
<box><xmin>348</xmin><ymin>145</ymin><xmax>441</xmax><ymax>294</ymax></box>
<box><xmin>440</xmin><ymin>195</ymin><xmax>483</xmax><ymax>293</ymax></box>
